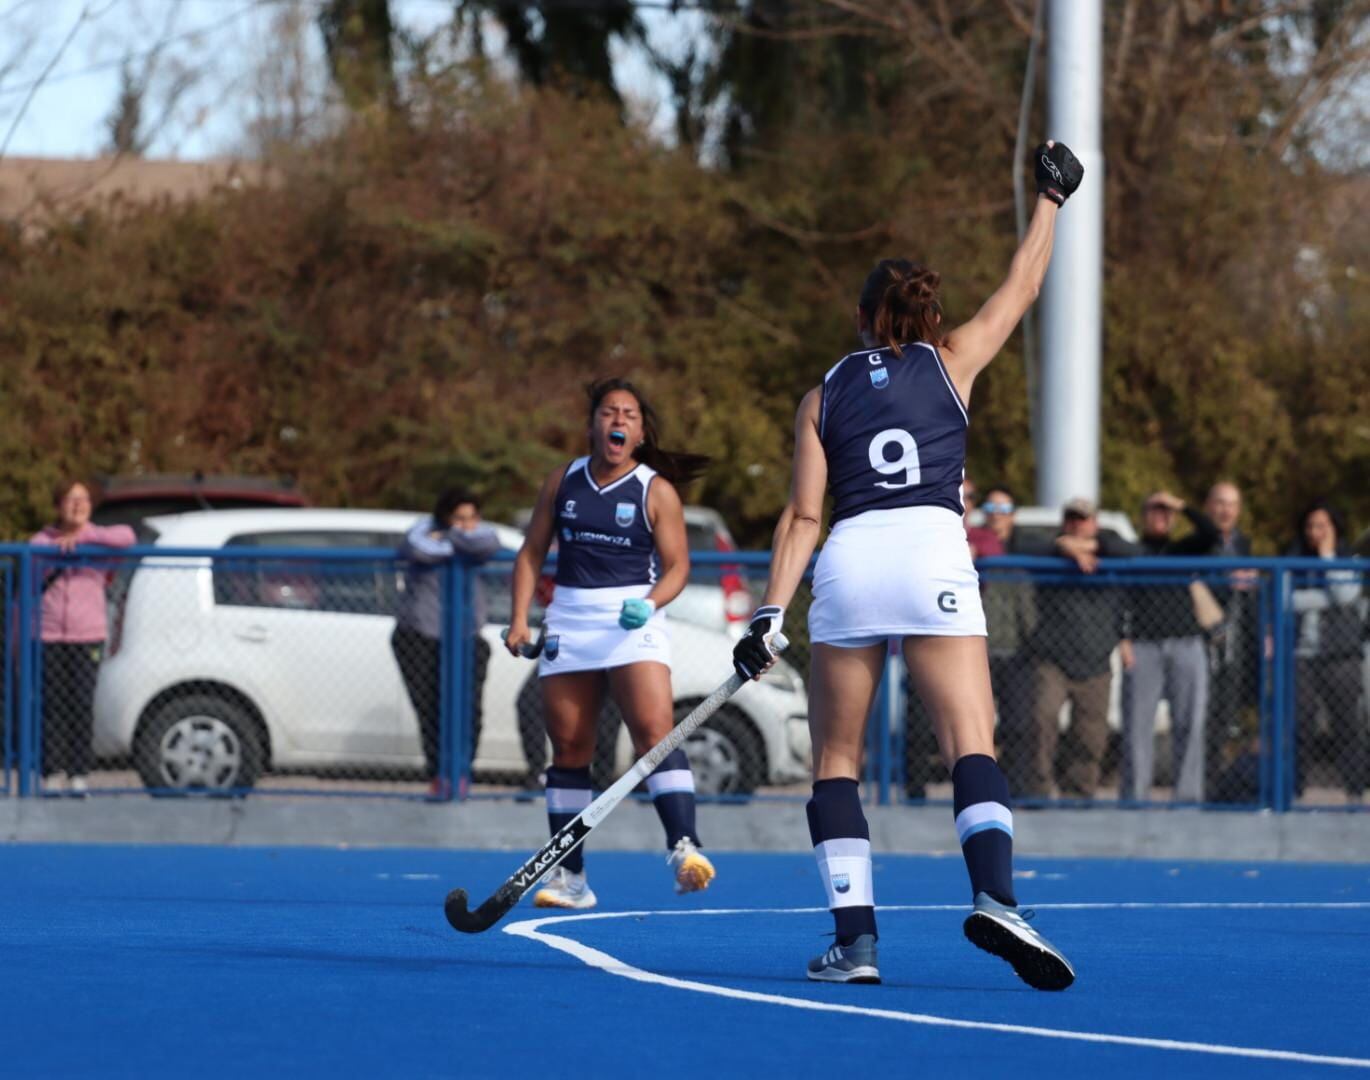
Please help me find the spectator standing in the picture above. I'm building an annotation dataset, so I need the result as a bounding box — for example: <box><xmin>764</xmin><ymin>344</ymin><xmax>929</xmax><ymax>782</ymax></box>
<box><xmin>975</xmin><ymin>487</ymin><xmax>1038</xmax><ymax>796</ymax></box>
<box><xmin>391</xmin><ymin>488</ymin><xmax>500</xmax><ymax>798</ymax></box>
<box><xmin>1025</xmin><ymin>498</ymin><xmax>1137</xmax><ymax>798</ymax></box>
<box><xmin>1120</xmin><ymin>491</ymin><xmax>1220</xmax><ymax>802</ymax></box>
<box><xmin>28</xmin><ymin>480</ymin><xmax>136</xmax><ymax>794</ymax></box>
<box><xmin>1203</xmin><ymin>481</ymin><xmax>1259</xmax><ymax>799</ymax></box>
<box><xmin>1287</xmin><ymin>501</ymin><xmax>1365</xmax><ymax>800</ymax></box>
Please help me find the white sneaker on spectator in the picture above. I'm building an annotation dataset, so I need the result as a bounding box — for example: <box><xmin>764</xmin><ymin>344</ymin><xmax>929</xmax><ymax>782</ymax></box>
<box><xmin>68</xmin><ymin>776</ymin><xmax>89</xmax><ymax>798</ymax></box>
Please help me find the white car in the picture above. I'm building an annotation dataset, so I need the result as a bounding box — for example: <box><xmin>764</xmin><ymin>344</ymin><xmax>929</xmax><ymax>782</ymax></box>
<box><xmin>93</xmin><ymin>509</ymin><xmax>809</xmax><ymax>795</ymax></box>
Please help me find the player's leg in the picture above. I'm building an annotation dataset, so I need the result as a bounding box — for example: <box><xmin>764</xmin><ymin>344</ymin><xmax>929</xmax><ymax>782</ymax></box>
<box><xmin>610</xmin><ymin>661</ymin><xmax>714</xmax><ymax>892</ymax></box>
<box><xmin>904</xmin><ymin>634</ymin><xmax>1074</xmax><ymax>991</ymax></box>
<box><xmin>805</xmin><ymin>641</ymin><xmax>884</xmax><ymax>984</ymax></box>
<box><xmin>534</xmin><ymin>670</ymin><xmax>604</xmax><ymax>908</ymax></box>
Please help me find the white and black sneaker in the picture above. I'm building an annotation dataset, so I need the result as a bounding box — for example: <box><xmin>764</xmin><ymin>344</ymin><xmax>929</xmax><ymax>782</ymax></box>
<box><xmin>533</xmin><ymin>866</ymin><xmax>597</xmax><ymax>910</ymax></box>
<box><xmin>963</xmin><ymin>892</ymin><xmax>1075</xmax><ymax>991</ymax></box>
<box><xmin>806</xmin><ymin>934</ymin><xmax>880</xmax><ymax>985</ymax></box>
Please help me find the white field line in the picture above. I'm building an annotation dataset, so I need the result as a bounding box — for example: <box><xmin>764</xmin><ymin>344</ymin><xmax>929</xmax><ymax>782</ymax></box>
<box><xmin>504</xmin><ymin>903</ymin><xmax>1370</xmax><ymax>1070</ymax></box>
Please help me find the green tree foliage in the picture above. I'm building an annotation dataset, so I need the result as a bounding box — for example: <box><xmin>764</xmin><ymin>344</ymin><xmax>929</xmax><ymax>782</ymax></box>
<box><xmin>1</xmin><ymin>2</ymin><xmax>1366</xmax><ymax>550</ymax></box>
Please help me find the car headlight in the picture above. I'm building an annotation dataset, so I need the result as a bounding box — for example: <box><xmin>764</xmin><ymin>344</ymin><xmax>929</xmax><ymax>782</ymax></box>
<box><xmin>760</xmin><ymin>659</ymin><xmax>804</xmax><ymax>694</ymax></box>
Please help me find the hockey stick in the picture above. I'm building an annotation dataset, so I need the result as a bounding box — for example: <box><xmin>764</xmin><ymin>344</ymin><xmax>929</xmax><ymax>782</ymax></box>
<box><xmin>502</xmin><ymin>627</ymin><xmax>547</xmax><ymax>659</ymax></box>
<box><xmin>444</xmin><ymin>632</ymin><xmax>789</xmax><ymax>933</ymax></box>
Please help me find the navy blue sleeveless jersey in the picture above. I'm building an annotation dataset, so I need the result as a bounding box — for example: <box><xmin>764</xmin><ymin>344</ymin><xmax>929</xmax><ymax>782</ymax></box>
<box><xmin>820</xmin><ymin>342</ymin><xmax>968</xmax><ymax>525</ymax></box>
<box><xmin>552</xmin><ymin>457</ymin><xmax>660</xmax><ymax>589</ymax></box>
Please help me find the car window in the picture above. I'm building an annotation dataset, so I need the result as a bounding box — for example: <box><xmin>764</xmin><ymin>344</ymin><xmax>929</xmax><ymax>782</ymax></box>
<box><xmin>213</xmin><ymin>530</ymin><xmax>398</xmax><ymax>616</ymax></box>
<box><xmin>685</xmin><ymin>521</ymin><xmax>719</xmax><ymax>551</ymax></box>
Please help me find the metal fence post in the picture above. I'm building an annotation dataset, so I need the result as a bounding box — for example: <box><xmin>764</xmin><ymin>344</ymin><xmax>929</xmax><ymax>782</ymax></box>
<box><xmin>1270</xmin><ymin>566</ymin><xmax>1292</xmax><ymax>813</ymax></box>
<box><xmin>438</xmin><ymin>558</ymin><xmax>473</xmax><ymax>802</ymax></box>
<box><xmin>16</xmin><ymin>550</ymin><xmax>34</xmax><ymax>797</ymax></box>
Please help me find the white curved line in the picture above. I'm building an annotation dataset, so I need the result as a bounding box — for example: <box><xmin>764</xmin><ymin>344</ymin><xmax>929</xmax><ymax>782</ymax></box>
<box><xmin>504</xmin><ymin>904</ymin><xmax>1370</xmax><ymax>1070</ymax></box>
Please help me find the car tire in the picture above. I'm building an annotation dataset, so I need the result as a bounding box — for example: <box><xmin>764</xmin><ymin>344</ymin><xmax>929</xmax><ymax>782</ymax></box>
<box><xmin>134</xmin><ymin>694</ymin><xmax>263</xmax><ymax>794</ymax></box>
<box><xmin>678</xmin><ymin>703</ymin><xmax>764</xmax><ymax>796</ymax></box>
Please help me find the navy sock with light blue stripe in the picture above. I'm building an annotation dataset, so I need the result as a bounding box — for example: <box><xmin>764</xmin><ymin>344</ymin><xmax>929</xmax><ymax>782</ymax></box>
<box><xmin>807</xmin><ymin>777</ymin><xmax>877</xmax><ymax>946</ymax></box>
<box><xmin>952</xmin><ymin>754</ymin><xmax>1016</xmax><ymax>906</ymax></box>
<box><xmin>647</xmin><ymin>749</ymin><xmax>698</xmax><ymax>849</ymax></box>
<box><xmin>545</xmin><ymin>765</ymin><xmax>593</xmax><ymax>874</ymax></box>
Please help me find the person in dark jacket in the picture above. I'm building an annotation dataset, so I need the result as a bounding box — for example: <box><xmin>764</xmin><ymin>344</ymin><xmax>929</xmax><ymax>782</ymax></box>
<box><xmin>1024</xmin><ymin>498</ymin><xmax>1139</xmax><ymax>798</ymax></box>
<box><xmin>1120</xmin><ymin>491</ymin><xmax>1220</xmax><ymax>802</ymax></box>
<box><xmin>1202</xmin><ymin>482</ymin><xmax>1260</xmax><ymax>800</ymax></box>
<box><xmin>1286</xmin><ymin>500</ymin><xmax>1365</xmax><ymax>800</ymax></box>
<box><xmin>391</xmin><ymin>488</ymin><xmax>501</xmax><ymax>798</ymax></box>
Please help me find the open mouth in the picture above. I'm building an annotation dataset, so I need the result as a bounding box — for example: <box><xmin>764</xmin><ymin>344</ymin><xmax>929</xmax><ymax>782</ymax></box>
<box><xmin>608</xmin><ymin>431</ymin><xmax>627</xmax><ymax>447</ymax></box>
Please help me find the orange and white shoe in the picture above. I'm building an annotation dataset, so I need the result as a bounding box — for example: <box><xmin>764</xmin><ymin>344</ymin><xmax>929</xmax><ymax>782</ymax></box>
<box><xmin>533</xmin><ymin>866</ymin><xmax>597</xmax><ymax>910</ymax></box>
<box><xmin>668</xmin><ymin>838</ymin><xmax>716</xmax><ymax>895</ymax></box>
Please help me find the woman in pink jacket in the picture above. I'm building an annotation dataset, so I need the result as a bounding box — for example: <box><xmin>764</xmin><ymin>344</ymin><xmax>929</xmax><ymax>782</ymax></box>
<box><xmin>28</xmin><ymin>481</ymin><xmax>135</xmax><ymax>794</ymax></box>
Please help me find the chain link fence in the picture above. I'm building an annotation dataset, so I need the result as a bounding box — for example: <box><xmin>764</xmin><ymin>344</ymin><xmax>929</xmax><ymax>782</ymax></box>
<box><xmin>1288</xmin><ymin>565</ymin><xmax>1368</xmax><ymax>807</ymax></box>
<box><xmin>908</xmin><ymin>561</ymin><xmax>1272</xmax><ymax>807</ymax></box>
<box><xmin>0</xmin><ymin>543</ymin><xmax>1365</xmax><ymax>809</ymax></box>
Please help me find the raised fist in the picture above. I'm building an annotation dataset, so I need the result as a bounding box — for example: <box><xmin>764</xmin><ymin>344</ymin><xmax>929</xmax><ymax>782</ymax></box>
<box><xmin>1034</xmin><ymin>140</ymin><xmax>1084</xmax><ymax>206</ymax></box>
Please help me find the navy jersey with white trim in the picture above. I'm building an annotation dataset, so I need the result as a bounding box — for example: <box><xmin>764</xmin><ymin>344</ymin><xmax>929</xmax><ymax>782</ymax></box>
<box><xmin>820</xmin><ymin>342</ymin><xmax>968</xmax><ymax>525</ymax></box>
<box><xmin>552</xmin><ymin>458</ymin><xmax>660</xmax><ymax>588</ymax></box>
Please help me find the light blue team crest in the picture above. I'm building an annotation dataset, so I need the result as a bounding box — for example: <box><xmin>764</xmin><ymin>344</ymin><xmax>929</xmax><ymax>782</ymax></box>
<box><xmin>615</xmin><ymin>501</ymin><xmax>637</xmax><ymax>528</ymax></box>
<box><xmin>869</xmin><ymin>366</ymin><xmax>889</xmax><ymax>390</ymax></box>
<box><xmin>832</xmin><ymin>873</ymin><xmax>851</xmax><ymax>894</ymax></box>
<box><xmin>562</xmin><ymin>527</ymin><xmax>574</xmax><ymax>543</ymax></box>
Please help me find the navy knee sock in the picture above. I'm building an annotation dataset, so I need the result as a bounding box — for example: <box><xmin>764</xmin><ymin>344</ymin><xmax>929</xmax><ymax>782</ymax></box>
<box><xmin>647</xmin><ymin>749</ymin><xmax>699</xmax><ymax>849</ymax></box>
<box><xmin>952</xmin><ymin>754</ymin><xmax>1016</xmax><ymax>906</ymax></box>
<box><xmin>807</xmin><ymin>777</ymin><xmax>876</xmax><ymax>946</ymax></box>
<box><xmin>545</xmin><ymin>765</ymin><xmax>592</xmax><ymax>874</ymax></box>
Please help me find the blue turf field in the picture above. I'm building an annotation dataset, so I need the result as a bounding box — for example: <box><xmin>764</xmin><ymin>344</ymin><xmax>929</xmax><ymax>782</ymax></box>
<box><xmin>2</xmin><ymin>845</ymin><xmax>1369</xmax><ymax>1078</ymax></box>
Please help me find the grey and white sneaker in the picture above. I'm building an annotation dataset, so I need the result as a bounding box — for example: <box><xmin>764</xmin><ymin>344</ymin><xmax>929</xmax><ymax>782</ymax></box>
<box><xmin>963</xmin><ymin>892</ymin><xmax>1075</xmax><ymax>991</ymax></box>
<box><xmin>806</xmin><ymin>935</ymin><xmax>880</xmax><ymax>985</ymax></box>
<box><xmin>533</xmin><ymin>866</ymin><xmax>597</xmax><ymax>910</ymax></box>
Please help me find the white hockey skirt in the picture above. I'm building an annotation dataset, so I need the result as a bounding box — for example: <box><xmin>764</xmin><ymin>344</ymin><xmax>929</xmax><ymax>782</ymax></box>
<box><xmin>538</xmin><ymin>585</ymin><xmax>672</xmax><ymax>676</ymax></box>
<box><xmin>808</xmin><ymin>506</ymin><xmax>987</xmax><ymax>646</ymax></box>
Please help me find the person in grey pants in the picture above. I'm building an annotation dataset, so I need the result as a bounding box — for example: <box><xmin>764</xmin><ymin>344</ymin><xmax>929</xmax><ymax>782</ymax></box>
<box><xmin>1120</xmin><ymin>491</ymin><xmax>1220</xmax><ymax>802</ymax></box>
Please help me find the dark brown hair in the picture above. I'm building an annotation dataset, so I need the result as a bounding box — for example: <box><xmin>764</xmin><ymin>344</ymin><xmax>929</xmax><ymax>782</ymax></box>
<box><xmin>857</xmin><ymin>258</ymin><xmax>946</xmax><ymax>357</ymax></box>
<box><xmin>586</xmin><ymin>377</ymin><xmax>710</xmax><ymax>489</ymax></box>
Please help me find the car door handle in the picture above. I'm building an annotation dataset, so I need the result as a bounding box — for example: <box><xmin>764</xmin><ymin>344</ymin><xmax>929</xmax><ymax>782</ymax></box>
<box><xmin>235</xmin><ymin>625</ymin><xmax>270</xmax><ymax>643</ymax></box>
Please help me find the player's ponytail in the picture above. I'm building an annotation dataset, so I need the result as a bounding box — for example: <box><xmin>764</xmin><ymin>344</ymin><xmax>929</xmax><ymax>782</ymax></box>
<box><xmin>858</xmin><ymin>258</ymin><xmax>946</xmax><ymax>357</ymax></box>
<box><xmin>585</xmin><ymin>377</ymin><xmax>711</xmax><ymax>489</ymax></box>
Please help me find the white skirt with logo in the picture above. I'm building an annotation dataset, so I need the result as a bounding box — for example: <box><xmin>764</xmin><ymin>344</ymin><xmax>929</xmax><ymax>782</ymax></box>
<box><xmin>538</xmin><ymin>585</ymin><xmax>672</xmax><ymax>676</ymax></box>
<box><xmin>808</xmin><ymin>506</ymin><xmax>987</xmax><ymax>647</ymax></box>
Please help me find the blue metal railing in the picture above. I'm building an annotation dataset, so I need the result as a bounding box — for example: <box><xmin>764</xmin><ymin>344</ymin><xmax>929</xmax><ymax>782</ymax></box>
<box><xmin>1</xmin><ymin>542</ymin><xmax>1365</xmax><ymax>809</ymax></box>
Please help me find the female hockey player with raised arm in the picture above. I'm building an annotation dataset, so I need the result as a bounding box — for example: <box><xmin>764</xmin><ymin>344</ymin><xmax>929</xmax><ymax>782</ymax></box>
<box><xmin>506</xmin><ymin>377</ymin><xmax>714</xmax><ymax>909</ymax></box>
<box><xmin>733</xmin><ymin>142</ymin><xmax>1084</xmax><ymax>989</ymax></box>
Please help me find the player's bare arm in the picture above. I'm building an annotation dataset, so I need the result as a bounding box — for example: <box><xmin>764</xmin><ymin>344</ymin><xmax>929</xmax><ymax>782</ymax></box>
<box><xmin>507</xmin><ymin>463</ymin><xmax>567</xmax><ymax>656</ymax></box>
<box><xmin>643</xmin><ymin>477</ymin><xmax>690</xmax><ymax>611</ymax></box>
<box><xmin>942</xmin><ymin>140</ymin><xmax>1083</xmax><ymax>402</ymax></box>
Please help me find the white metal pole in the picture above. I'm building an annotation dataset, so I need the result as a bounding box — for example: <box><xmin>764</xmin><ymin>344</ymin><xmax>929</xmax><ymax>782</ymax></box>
<box><xmin>1037</xmin><ymin>0</ymin><xmax>1103</xmax><ymax>509</ymax></box>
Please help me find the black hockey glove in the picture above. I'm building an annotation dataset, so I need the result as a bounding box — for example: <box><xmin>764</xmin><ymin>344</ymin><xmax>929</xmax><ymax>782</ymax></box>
<box><xmin>733</xmin><ymin>605</ymin><xmax>784</xmax><ymax>680</ymax></box>
<box><xmin>1034</xmin><ymin>140</ymin><xmax>1084</xmax><ymax>206</ymax></box>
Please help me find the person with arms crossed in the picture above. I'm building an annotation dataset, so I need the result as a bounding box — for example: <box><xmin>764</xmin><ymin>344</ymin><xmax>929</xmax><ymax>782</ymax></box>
<box><xmin>506</xmin><ymin>377</ymin><xmax>714</xmax><ymax>909</ymax></box>
<box><xmin>734</xmin><ymin>142</ymin><xmax>1083</xmax><ymax>990</ymax></box>
<box><xmin>29</xmin><ymin>480</ymin><xmax>136</xmax><ymax>794</ymax></box>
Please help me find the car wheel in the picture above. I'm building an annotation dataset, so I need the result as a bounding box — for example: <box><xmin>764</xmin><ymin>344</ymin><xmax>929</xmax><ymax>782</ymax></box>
<box><xmin>678</xmin><ymin>703</ymin><xmax>764</xmax><ymax>796</ymax></box>
<box><xmin>134</xmin><ymin>694</ymin><xmax>263</xmax><ymax>793</ymax></box>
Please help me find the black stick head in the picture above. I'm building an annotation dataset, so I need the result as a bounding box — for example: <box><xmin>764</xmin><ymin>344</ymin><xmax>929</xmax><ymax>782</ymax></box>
<box><xmin>444</xmin><ymin>888</ymin><xmax>472</xmax><ymax>929</ymax></box>
<box><xmin>445</xmin><ymin>886</ymin><xmax>516</xmax><ymax>934</ymax></box>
